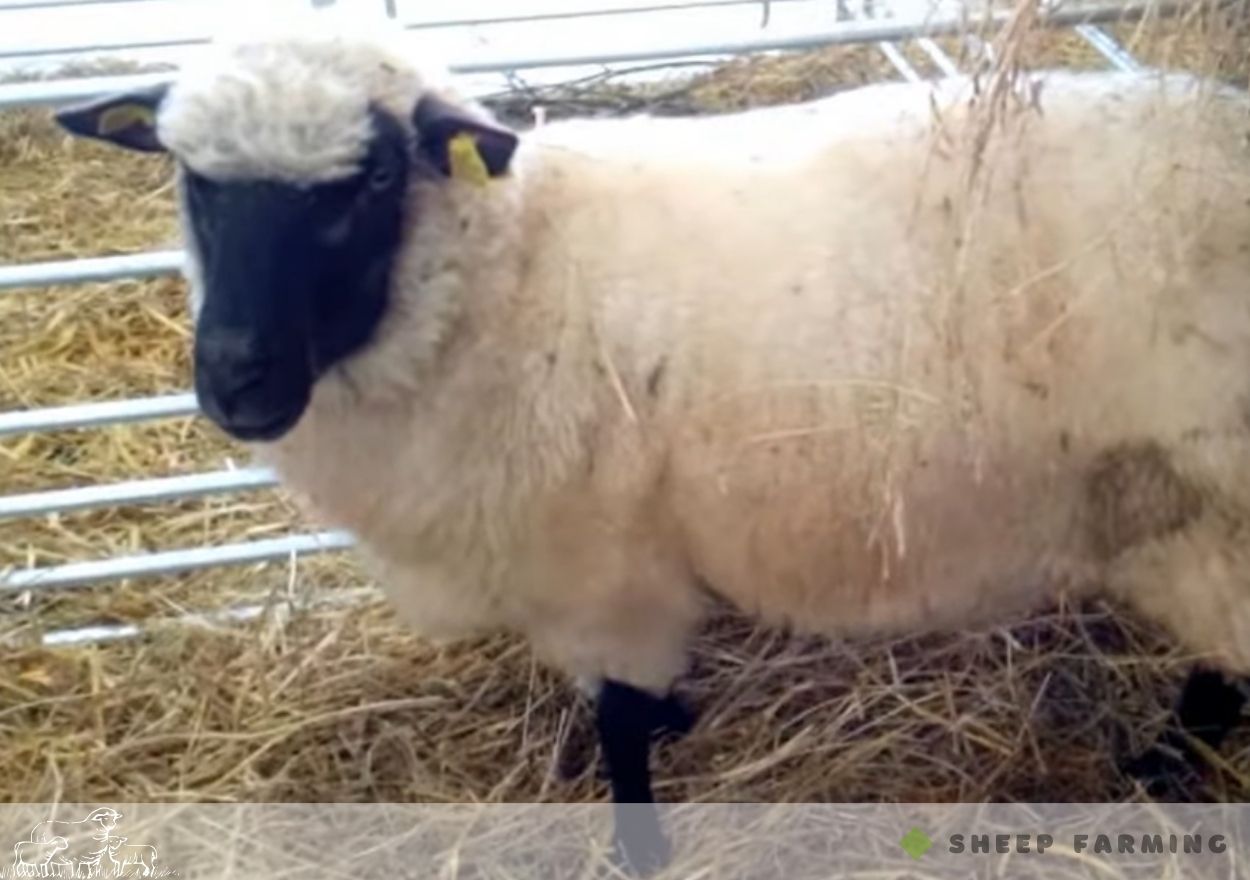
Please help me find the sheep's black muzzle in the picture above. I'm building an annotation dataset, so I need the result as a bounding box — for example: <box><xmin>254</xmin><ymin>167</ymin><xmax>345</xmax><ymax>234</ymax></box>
<box><xmin>194</xmin><ymin>329</ymin><xmax>311</xmax><ymax>442</ymax></box>
<box><xmin>184</xmin><ymin>175</ymin><xmax>330</xmax><ymax>444</ymax></box>
<box><xmin>188</xmin><ymin>208</ymin><xmax>318</xmax><ymax>443</ymax></box>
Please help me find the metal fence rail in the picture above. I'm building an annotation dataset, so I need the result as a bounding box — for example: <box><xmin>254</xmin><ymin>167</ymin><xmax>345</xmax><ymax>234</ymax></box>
<box><xmin>0</xmin><ymin>0</ymin><xmax>1154</xmax><ymax>641</ymax></box>
<box><xmin>33</xmin><ymin>583</ymin><xmax>378</xmax><ymax>647</ymax></box>
<box><xmin>0</xmin><ymin>0</ymin><xmax>171</xmax><ymax>9</ymax></box>
<box><xmin>2</xmin><ymin>530</ymin><xmax>356</xmax><ymax>593</ymax></box>
<box><xmin>0</xmin><ymin>1</ymin><xmax>1171</xmax><ymax>109</ymax></box>
<box><xmin>0</xmin><ymin>0</ymin><xmax>823</xmax><ymax>61</ymax></box>
<box><xmin>0</xmin><ymin>249</ymin><xmax>184</xmax><ymax>291</ymax></box>
<box><xmin>0</xmin><ymin>392</ymin><xmax>198</xmax><ymax>436</ymax></box>
<box><xmin>0</xmin><ymin>467</ymin><xmax>277</xmax><ymax>519</ymax></box>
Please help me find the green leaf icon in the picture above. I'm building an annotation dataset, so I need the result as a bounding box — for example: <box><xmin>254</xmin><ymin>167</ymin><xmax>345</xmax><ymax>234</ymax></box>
<box><xmin>900</xmin><ymin>827</ymin><xmax>933</xmax><ymax>860</ymax></box>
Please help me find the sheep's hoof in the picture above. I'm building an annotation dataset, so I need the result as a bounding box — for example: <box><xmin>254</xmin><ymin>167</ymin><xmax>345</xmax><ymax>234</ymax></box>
<box><xmin>1121</xmin><ymin>743</ymin><xmax>1203</xmax><ymax>801</ymax></box>
<box><xmin>1122</xmin><ymin>668</ymin><xmax>1247</xmax><ymax>800</ymax></box>
<box><xmin>609</xmin><ymin>804</ymin><xmax>672</xmax><ymax>877</ymax></box>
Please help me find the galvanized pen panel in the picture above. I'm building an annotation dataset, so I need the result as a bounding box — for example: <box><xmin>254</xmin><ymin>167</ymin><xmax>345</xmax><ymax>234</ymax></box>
<box><xmin>0</xmin><ymin>0</ymin><xmax>1152</xmax><ymax>645</ymax></box>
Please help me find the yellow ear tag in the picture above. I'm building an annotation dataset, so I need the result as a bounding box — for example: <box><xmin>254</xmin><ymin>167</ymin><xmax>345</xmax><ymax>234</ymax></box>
<box><xmin>447</xmin><ymin>132</ymin><xmax>490</xmax><ymax>188</ymax></box>
<box><xmin>97</xmin><ymin>103</ymin><xmax>156</xmax><ymax>136</ymax></box>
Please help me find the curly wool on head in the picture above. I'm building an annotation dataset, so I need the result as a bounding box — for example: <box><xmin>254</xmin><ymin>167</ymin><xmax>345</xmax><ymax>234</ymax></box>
<box><xmin>158</xmin><ymin>15</ymin><xmax>458</xmax><ymax>182</ymax></box>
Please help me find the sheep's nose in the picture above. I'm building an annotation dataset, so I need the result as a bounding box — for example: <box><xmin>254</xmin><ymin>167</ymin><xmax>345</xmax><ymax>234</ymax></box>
<box><xmin>194</xmin><ymin>330</ymin><xmax>273</xmax><ymax>410</ymax></box>
<box><xmin>193</xmin><ymin>329</ymin><xmax>310</xmax><ymax>441</ymax></box>
<box><xmin>195</xmin><ymin>327</ymin><xmax>266</xmax><ymax>367</ymax></box>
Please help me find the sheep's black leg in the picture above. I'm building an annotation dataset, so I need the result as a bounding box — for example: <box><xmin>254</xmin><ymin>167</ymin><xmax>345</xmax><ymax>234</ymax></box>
<box><xmin>1123</xmin><ymin>668</ymin><xmax>1247</xmax><ymax>798</ymax></box>
<box><xmin>1173</xmin><ymin>669</ymin><xmax>1247</xmax><ymax>752</ymax></box>
<box><xmin>595</xmin><ymin>679</ymin><xmax>694</xmax><ymax>876</ymax></box>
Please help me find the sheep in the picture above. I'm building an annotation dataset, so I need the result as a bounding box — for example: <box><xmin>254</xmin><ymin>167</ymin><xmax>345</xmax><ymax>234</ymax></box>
<box><xmin>53</xmin><ymin>13</ymin><xmax>1250</xmax><ymax>874</ymax></box>
<box><xmin>104</xmin><ymin>837</ymin><xmax>158</xmax><ymax>879</ymax></box>
<box><xmin>12</xmin><ymin>838</ymin><xmax>67</xmax><ymax>878</ymax></box>
<box><xmin>30</xmin><ymin>809</ymin><xmax>119</xmax><ymax>877</ymax></box>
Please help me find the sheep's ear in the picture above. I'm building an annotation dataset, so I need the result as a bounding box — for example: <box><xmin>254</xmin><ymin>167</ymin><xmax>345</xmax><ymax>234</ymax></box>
<box><xmin>412</xmin><ymin>92</ymin><xmax>518</xmax><ymax>180</ymax></box>
<box><xmin>54</xmin><ymin>84</ymin><xmax>169</xmax><ymax>153</ymax></box>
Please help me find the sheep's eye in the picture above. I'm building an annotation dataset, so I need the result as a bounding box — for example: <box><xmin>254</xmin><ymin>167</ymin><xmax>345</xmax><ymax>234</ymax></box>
<box><xmin>368</xmin><ymin>163</ymin><xmax>396</xmax><ymax>192</ymax></box>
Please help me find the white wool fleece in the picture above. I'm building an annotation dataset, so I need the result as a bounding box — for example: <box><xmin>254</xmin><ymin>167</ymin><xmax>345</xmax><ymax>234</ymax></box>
<box><xmin>151</xmin><ymin>19</ymin><xmax>1250</xmax><ymax>694</ymax></box>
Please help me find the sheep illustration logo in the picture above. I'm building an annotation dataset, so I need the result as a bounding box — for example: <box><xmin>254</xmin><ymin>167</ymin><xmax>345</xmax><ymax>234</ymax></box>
<box><xmin>8</xmin><ymin>809</ymin><xmax>174</xmax><ymax>879</ymax></box>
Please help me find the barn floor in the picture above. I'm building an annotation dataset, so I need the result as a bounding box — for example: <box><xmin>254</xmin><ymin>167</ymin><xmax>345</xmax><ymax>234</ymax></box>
<box><xmin>2</xmin><ymin>10</ymin><xmax>1250</xmax><ymax>814</ymax></box>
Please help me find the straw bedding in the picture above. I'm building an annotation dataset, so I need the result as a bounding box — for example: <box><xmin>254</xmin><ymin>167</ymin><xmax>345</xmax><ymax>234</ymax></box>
<box><xmin>2</xmin><ymin>2</ymin><xmax>1249</xmax><ymax>818</ymax></box>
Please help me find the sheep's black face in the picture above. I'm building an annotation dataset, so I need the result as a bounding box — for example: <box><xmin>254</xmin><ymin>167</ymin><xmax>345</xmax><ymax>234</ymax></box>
<box><xmin>186</xmin><ymin>108</ymin><xmax>411</xmax><ymax>442</ymax></box>
<box><xmin>53</xmin><ymin>82</ymin><xmax>519</xmax><ymax>443</ymax></box>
